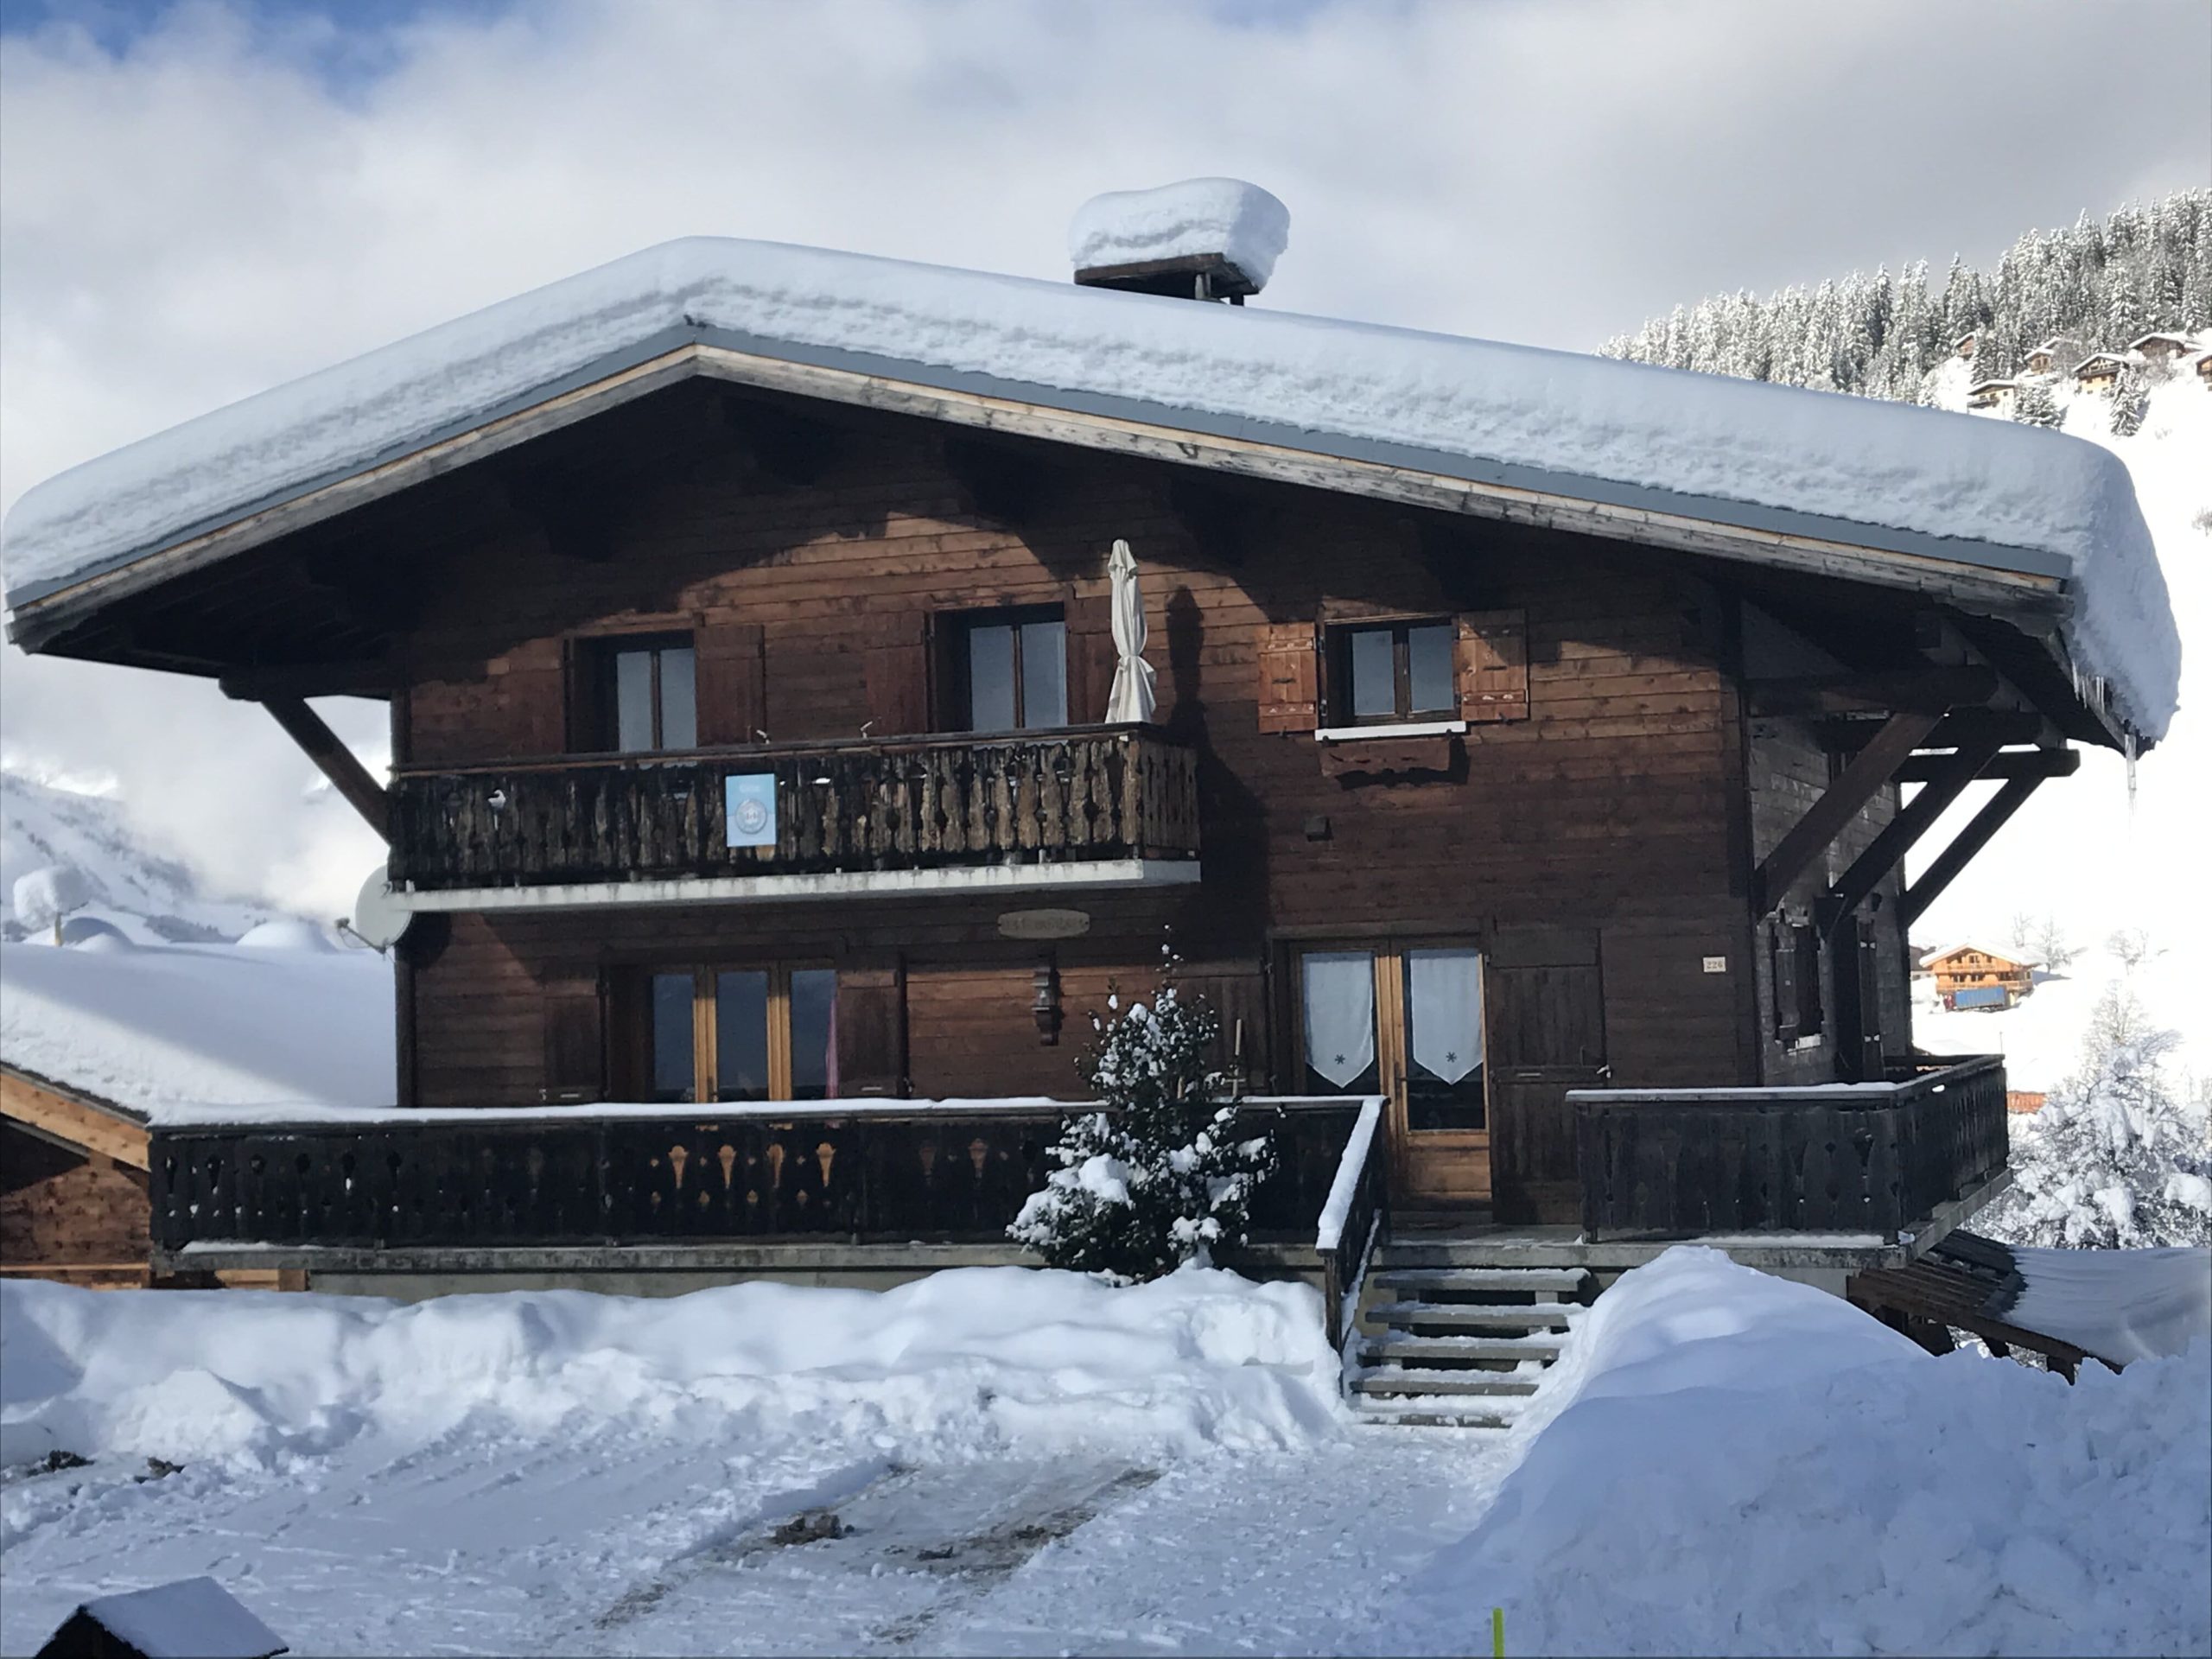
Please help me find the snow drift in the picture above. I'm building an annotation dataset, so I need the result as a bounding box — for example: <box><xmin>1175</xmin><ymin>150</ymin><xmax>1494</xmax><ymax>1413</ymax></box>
<box><xmin>0</xmin><ymin>1267</ymin><xmax>1342</xmax><ymax>1476</ymax></box>
<box><xmin>1398</xmin><ymin>1248</ymin><xmax>2211</xmax><ymax>1657</ymax></box>
<box><xmin>0</xmin><ymin>235</ymin><xmax>2176</xmax><ymax>739</ymax></box>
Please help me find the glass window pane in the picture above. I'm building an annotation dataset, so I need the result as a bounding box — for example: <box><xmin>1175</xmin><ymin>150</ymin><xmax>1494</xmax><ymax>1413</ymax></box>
<box><xmin>1300</xmin><ymin>950</ymin><xmax>1377</xmax><ymax>1093</ymax></box>
<box><xmin>789</xmin><ymin>969</ymin><xmax>837</xmax><ymax>1099</ymax></box>
<box><xmin>715</xmin><ymin>970</ymin><xmax>771</xmax><ymax>1101</ymax></box>
<box><xmin>1407</xmin><ymin>948</ymin><xmax>1485</xmax><ymax>1129</ymax></box>
<box><xmin>1020</xmin><ymin>619</ymin><xmax>1068</xmax><ymax>728</ymax></box>
<box><xmin>967</xmin><ymin>624</ymin><xmax>1017</xmax><ymax>731</ymax></box>
<box><xmin>1408</xmin><ymin>624</ymin><xmax>1455</xmax><ymax>715</ymax></box>
<box><xmin>1348</xmin><ymin>628</ymin><xmax>1396</xmax><ymax>719</ymax></box>
<box><xmin>658</xmin><ymin>646</ymin><xmax>697</xmax><ymax>750</ymax></box>
<box><xmin>650</xmin><ymin>972</ymin><xmax>695</xmax><ymax>1102</ymax></box>
<box><xmin>614</xmin><ymin>650</ymin><xmax>655</xmax><ymax>752</ymax></box>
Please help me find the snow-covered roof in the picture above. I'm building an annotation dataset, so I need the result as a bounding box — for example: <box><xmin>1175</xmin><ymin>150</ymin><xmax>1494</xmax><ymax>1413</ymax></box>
<box><xmin>1068</xmin><ymin>177</ymin><xmax>1289</xmax><ymax>287</ymax></box>
<box><xmin>70</xmin><ymin>1578</ymin><xmax>284</xmax><ymax>1659</ymax></box>
<box><xmin>1965</xmin><ymin>379</ymin><xmax>2017</xmax><ymax>393</ymax></box>
<box><xmin>0</xmin><ymin>237</ymin><xmax>2180</xmax><ymax>739</ymax></box>
<box><xmin>2126</xmin><ymin>331</ymin><xmax>2194</xmax><ymax>350</ymax></box>
<box><xmin>2072</xmin><ymin>352</ymin><xmax>2132</xmax><ymax>373</ymax></box>
<box><xmin>1915</xmin><ymin>941</ymin><xmax>2036</xmax><ymax>969</ymax></box>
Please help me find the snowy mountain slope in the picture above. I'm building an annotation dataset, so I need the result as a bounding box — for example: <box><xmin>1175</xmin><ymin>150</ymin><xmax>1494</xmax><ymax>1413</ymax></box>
<box><xmin>1910</xmin><ymin>371</ymin><xmax>2210</xmax><ymax>1097</ymax></box>
<box><xmin>0</xmin><ymin>766</ymin><xmax>270</xmax><ymax>943</ymax></box>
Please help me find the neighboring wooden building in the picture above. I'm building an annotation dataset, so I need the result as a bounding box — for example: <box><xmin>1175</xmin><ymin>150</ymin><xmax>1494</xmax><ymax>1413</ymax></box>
<box><xmin>2022</xmin><ymin>340</ymin><xmax>2063</xmax><ymax>376</ymax></box>
<box><xmin>1918</xmin><ymin>944</ymin><xmax>2036</xmax><ymax>1006</ymax></box>
<box><xmin>2196</xmin><ymin>352</ymin><xmax>2212</xmax><ymax>389</ymax></box>
<box><xmin>1</xmin><ymin>222</ymin><xmax>2166</xmax><ymax>1313</ymax></box>
<box><xmin>2126</xmin><ymin>331</ymin><xmax>2195</xmax><ymax>365</ymax></box>
<box><xmin>2072</xmin><ymin>352</ymin><xmax>2128</xmax><ymax>392</ymax></box>
<box><xmin>1</xmin><ymin>1065</ymin><xmax>153</xmax><ymax>1287</ymax></box>
<box><xmin>1965</xmin><ymin>379</ymin><xmax>2018</xmax><ymax>412</ymax></box>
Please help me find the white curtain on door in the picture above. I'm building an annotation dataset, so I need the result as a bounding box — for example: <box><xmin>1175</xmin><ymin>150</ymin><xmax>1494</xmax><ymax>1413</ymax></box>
<box><xmin>1408</xmin><ymin>949</ymin><xmax>1483</xmax><ymax>1084</ymax></box>
<box><xmin>1301</xmin><ymin>951</ymin><xmax>1376</xmax><ymax>1088</ymax></box>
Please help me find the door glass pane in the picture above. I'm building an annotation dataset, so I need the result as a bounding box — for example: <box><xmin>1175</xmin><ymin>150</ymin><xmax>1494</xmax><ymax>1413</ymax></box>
<box><xmin>967</xmin><ymin>624</ymin><xmax>1017</xmax><ymax>731</ymax></box>
<box><xmin>1020</xmin><ymin>619</ymin><xmax>1068</xmax><ymax>728</ymax></box>
<box><xmin>715</xmin><ymin>970</ymin><xmax>770</xmax><ymax>1101</ymax></box>
<box><xmin>658</xmin><ymin>646</ymin><xmax>697</xmax><ymax>750</ymax></box>
<box><xmin>1408</xmin><ymin>624</ymin><xmax>1455</xmax><ymax>715</ymax></box>
<box><xmin>1407</xmin><ymin>948</ymin><xmax>1485</xmax><ymax>1129</ymax></box>
<box><xmin>789</xmin><ymin>969</ymin><xmax>837</xmax><ymax>1099</ymax></box>
<box><xmin>614</xmin><ymin>650</ymin><xmax>656</xmax><ymax>752</ymax></box>
<box><xmin>650</xmin><ymin>972</ymin><xmax>695</xmax><ymax>1102</ymax></box>
<box><xmin>1300</xmin><ymin>951</ymin><xmax>1377</xmax><ymax>1092</ymax></box>
<box><xmin>1348</xmin><ymin>628</ymin><xmax>1396</xmax><ymax>719</ymax></box>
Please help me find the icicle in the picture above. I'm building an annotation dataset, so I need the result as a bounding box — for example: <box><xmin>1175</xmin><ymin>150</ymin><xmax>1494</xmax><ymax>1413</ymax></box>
<box><xmin>2124</xmin><ymin>728</ymin><xmax>2139</xmax><ymax>813</ymax></box>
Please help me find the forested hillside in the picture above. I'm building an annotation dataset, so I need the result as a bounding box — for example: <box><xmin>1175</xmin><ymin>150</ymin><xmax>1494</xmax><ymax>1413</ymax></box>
<box><xmin>1601</xmin><ymin>188</ymin><xmax>2210</xmax><ymax>400</ymax></box>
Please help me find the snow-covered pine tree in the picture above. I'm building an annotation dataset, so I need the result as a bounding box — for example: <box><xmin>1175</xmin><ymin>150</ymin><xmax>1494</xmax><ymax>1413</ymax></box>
<box><xmin>2012</xmin><ymin>381</ymin><xmax>2063</xmax><ymax>429</ymax></box>
<box><xmin>1008</xmin><ymin>961</ymin><xmax>1277</xmax><ymax>1281</ymax></box>
<box><xmin>1980</xmin><ymin>987</ymin><xmax>2212</xmax><ymax>1249</ymax></box>
<box><xmin>2108</xmin><ymin>363</ymin><xmax>2151</xmax><ymax>436</ymax></box>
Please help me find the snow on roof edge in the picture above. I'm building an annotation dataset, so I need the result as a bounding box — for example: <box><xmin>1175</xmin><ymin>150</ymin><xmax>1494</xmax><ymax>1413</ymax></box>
<box><xmin>1</xmin><ymin>236</ymin><xmax>2179</xmax><ymax>738</ymax></box>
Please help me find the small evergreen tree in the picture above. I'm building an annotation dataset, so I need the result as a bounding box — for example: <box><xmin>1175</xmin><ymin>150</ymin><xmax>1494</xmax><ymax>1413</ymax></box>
<box><xmin>2108</xmin><ymin>364</ymin><xmax>2151</xmax><ymax>436</ymax></box>
<box><xmin>2012</xmin><ymin>382</ymin><xmax>2063</xmax><ymax>428</ymax></box>
<box><xmin>1009</xmin><ymin>962</ymin><xmax>1277</xmax><ymax>1282</ymax></box>
<box><xmin>1981</xmin><ymin>988</ymin><xmax>2211</xmax><ymax>1249</ymax></box>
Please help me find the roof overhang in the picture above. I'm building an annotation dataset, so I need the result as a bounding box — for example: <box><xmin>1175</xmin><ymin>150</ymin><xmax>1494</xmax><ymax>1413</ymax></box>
<box><xmin>8</xmin><ymin>320</ymin><xmax>2133</xmax><ymax>748</ymax></box>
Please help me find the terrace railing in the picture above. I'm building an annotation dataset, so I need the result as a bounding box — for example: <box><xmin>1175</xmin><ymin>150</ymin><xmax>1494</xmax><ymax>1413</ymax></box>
<box><xmin>1571</xmin><ymin>1055</ymin><xmax>2007</xmax><ymax>1243</ymax></box>
<box><xmin>389</xmin><ymin>726</ymin><xmax>1199</xmax><ymax>893</ymax></box>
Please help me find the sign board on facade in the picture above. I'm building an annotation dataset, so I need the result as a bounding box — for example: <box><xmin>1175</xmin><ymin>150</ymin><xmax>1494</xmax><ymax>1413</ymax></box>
<box><xmin>724</xmin><ymin>773</ymin><xmax>778</xmax><ymax>849</ymax></box>
<box><xmin>997</xmin><ymin>908</ymin><xmax>1092</xmax><ymax>941</ymax></box>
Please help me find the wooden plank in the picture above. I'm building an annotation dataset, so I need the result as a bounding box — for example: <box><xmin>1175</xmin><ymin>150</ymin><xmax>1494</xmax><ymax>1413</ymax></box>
<box><xmin>2</xmin><ymin>1069</ymin><xmax>149</xmax><ymax>1170</ymax></box>
<box><xmin>1901</xmin><ymin>773</ymin><xmax>2048</xmax><ymax>926</ymax></box>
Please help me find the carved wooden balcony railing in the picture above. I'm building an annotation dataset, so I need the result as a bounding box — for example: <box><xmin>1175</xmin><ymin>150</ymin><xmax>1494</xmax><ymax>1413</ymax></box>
<box><xmin>388</xmin><ymin>726</ymin><xmax>1200</xmax><ymax>893</ymax></box>
<box><xmin>1571</xmin><ymin>1055</ymin><xmax>2008</xmax><ymax>1243</ymax></box>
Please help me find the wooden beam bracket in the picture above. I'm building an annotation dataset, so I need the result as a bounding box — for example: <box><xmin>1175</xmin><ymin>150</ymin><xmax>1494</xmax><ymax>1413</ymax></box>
<box><xmin>1754</xmin><ymin>710</ymin><xmax>1939</xmax><ymax>916</ymax></box>
<box><xmin>1817</xmin><ymin>734</ymin><xmax>2003</xmax><ymax>931</ymax></box>
<box><xmin>261</xmin><ymin>696</ymin><xmax>390</xmax><ymax>841</ymax></box>
<box><xmin>1901</xmin><ymin>772</ymin><xmax>2050</xmax><ymax>927</ymax></box>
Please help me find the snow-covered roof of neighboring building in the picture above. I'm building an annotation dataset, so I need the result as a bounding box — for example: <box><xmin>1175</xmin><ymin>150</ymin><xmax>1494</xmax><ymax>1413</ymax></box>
<box><xmin>2072</xmin><ymin>352</ymin><xmax>2133</xmax><ymax>372</ymax></box>
<box><xmin>1068</xmin><ymin>177</ymin><xmax>1289</xmax><ymax>287</ymax></box>
<box><xmin>1965</xmin><ymin>379</ymin><xmax>2017</xmax><ymax>393</ymax></box>
<box><xmin>0</xmin><ymin>936</ymin><xmax>391</xmax><ymax>1118</ymax></box>
<box><xmin>67</xmin><ymin>1577</ymin><xmax>285</xmax><ymax>1659</ymax></box>
<box><xmin>1915</xmin><ymin>941</ymin><xmax>2037</xmax><ymax>969</ymax></box>
<box><xmin>0</xmin><ymin>236</ymin><xmax>2180</xmax><ymax>739</ymax></box>
<box><xmin>2126</xmin><ymin>331</ymin><xmax>2195</xmax><ymax>351</ymax></box>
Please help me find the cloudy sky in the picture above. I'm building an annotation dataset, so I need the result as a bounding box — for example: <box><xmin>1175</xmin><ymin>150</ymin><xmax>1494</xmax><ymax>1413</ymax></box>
<box><xmin>2</xmin><ymin>0</ymin><xmax>2209</xmax><ymax>918</ymax></box>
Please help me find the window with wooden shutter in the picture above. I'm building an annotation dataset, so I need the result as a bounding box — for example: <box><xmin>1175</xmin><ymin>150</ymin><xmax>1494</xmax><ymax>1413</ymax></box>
<box><xmin>864</xmin><ymin>613</ymin><xmax>932</xmax><ymax>737</ymax></box>
<box><xmin>542</xmin><ymin>977</ymin><xmax>605</xmax><ymax>1104</ymax></box>
<box><xmin>1065</xmin><ymin>594</ymin><xmax>1117</xmax><ymax>725</ymax></box>
<box><xmin>1454</xmin><ymin>609</ymin><xmax>1529</xmax><ymax>722</ymax></box>
<box><xmin>693</xmin><ymin>620</ymin><xmax>766</xmax><ymax>747</ymax></box>
<box><xmin>833</xmin><ymin>963</ymin><xmax>907</xmax><ymax>1096</ymax></box>
<box><xmin>1256</xmin><ymin>622</ymin><xmax>1319</xmax><ymax>733</ymax></box>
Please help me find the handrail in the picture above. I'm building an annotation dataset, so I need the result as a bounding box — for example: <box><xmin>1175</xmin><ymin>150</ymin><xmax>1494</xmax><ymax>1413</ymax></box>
<box><xmin>393</xmin><ymin>722</ymin><xmax>1173</xmax><ymax>779</ymax></box>
<box><xmin>1314</xmin><ymin>1095</ymin><xmax>1388</xmax><ymax>1356</ymax></box>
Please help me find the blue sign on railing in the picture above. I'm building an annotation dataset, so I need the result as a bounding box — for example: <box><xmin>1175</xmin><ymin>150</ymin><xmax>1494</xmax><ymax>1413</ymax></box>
<box><xmin>725</xmin><ymin>772</ymin><xmax>778</xmax><ymax>849</ymax></box>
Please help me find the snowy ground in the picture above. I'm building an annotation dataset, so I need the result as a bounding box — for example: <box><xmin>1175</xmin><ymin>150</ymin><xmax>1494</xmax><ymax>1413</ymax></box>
<box><xmin>3</xmin><ymin>1253</ymin><xmax>2205</xmax><ymax>1657</ymax></box>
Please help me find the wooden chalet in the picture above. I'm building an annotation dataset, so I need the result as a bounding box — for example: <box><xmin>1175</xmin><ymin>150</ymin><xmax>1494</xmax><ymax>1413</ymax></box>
<box><xmin>1918</xmin><ymin>943</ymin><xmax>2036</xmax><ymax>1008</ymax></box>
<box><xmin>0</xmin><ymin>218</ymin><xmax>2171</xmax><ymax>1332</ymax></box>
<box><xmin>1964</xmin><ymin>379</ymin><xmax>2018</xmax><ymax>412</ymax></box>
<box><xmin>2072</xmin><ymin>352</ymin><xmax>2128</xmax><ymax>391</ymax></box>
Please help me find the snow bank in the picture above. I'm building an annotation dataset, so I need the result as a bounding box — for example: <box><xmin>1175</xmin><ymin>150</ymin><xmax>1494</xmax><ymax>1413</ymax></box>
<box><xmin>0</xmin><ymin>236</ymin><xmax>2175</xmax><ymax>737</ymax></box>
<box><xmin>1067</xmin><ymin>177</ymin><xmax>1290</xmax><ymax>286</ymax></box>
<box><xmin>0</xmin><ymin>938</ymin><xmax>391</xmax><ymax>1116</ymax></box>
<box><xmin>2012</xmin><ymin>1245</ymin><xmax>2210</xmax><ymax>1364</ymax></box>
<box><xmin>0</xmin><ymin>1267</ymin><xmax>1341</xmax><ymax>1474</ymax></box>
<box><xmin>1397</xmin><ymin>1248</ymin><xmax>2210</xmax><ymax>1656</ymax></box>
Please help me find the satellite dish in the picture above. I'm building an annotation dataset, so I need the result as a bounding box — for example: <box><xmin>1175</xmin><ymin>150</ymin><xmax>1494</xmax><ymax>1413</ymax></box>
<box><xmin>348</xmin><ymin>862</ymin><xmax>415</xmax><ymax>951</ymax></box>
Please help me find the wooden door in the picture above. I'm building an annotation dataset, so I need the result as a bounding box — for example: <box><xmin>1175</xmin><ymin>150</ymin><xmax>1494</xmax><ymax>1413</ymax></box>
<box><xmin>1485</xmin><ymin>930</ymin><xmax>1607</xmax><ymax>1224</ymax></box>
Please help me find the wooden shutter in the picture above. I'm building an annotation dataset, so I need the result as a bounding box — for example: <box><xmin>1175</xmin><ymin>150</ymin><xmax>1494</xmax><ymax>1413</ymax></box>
<box><xmin>542</xmin><ymin>976</ymin><xmax>605</xmax><ymax>1104</ymax></box>
<box><xmin>694</xmin><ymin>620</ymin><xmax>766</xmax><ymax>746</ymax></box>
<box><xmin>835</xmin><ymin>963</ymin><xmax>907</xmax><ymax>1097</ymax></box>
<box><xmin>1770</xmin><ymin>923</ymin><xmax>1800</xmax><ymax>1042</ymax></box>
<box><xmin>864</xmin><ymin>613</ymin><xmax>932</xmax><ymax>736</ymax></box>
<box><xmin>1066</xmin><ymin>594</ymin><xmax>1117</xmax><ymax>725</ymax></box>
<box><xmin>561</xmin><ymin>639</ymin><xmax>602</xmax><ymax>753</ymax></box>
<box><xmin>1256</xmin><ymin>622</ymin><xmax>1319</xmax><ymax>733</ymax></box>
<box><xmin>1455</xmin><ymin>609</ymin><xmax>1529</xmax><ymax>722</ymax></box>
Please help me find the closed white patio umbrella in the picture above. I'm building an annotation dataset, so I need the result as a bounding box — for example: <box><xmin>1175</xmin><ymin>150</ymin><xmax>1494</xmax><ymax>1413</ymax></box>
<box><xmin>1104</xmin><ymin>538</ymin><xmax>1157</xmax><ymax>724</ymax></box>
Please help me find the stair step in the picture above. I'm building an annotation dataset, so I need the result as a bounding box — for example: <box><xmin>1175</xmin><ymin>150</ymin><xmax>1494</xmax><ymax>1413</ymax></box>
<box><xmin>1351</xmin><ymin>1369</ymin><xmax>1545</xmax><ymax>1397</ymax></box>
<box><xmin>1369</xmin><ymin>1267</ymin><xmax>1590</xmax><ymax>1295</ymax></box>
<box><xmin>1365</xmin><ymin>1300</ymin><xmax>1577</xmax><ymax>1331</ymax></box>
<box><xmin>1351</xmin><ymin>1402</ymin><xmax>1521</xmax><ymax>1430</ymax></box>
<box><xmin>1359</xmin><ymin>1333</ymin><xmax>1563</xmax><ymax>1363</ymax></box>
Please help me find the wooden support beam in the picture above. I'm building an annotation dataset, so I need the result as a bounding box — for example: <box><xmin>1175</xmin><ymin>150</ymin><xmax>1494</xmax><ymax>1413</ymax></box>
<box><xmin>1</xmin><ymin>1067</ymin><xmax>149</xmax><ymax>1170</ymax></box>
<box><xmin>220</xmin><ymin>660</ymin><xmax>397</xmax><ymax>702</ymax></box>
<box><xmin>1754</xmin><ymin>710</ymin><xmax>1939</xmax><ymax>916</ymax></box>
<box><xmin>1820</xmin><ymin>736</ymin><xmax>2002</xmax><ymax>928</ymax></box>
<box><xmin>1896</xmin><ymin>745</ymin><xmax>2079</xmax><ymax>785</ymax></box>
<box><xmin>1746</xmin><ymin>664</ymin><xmax>1996</xmax><ymax>718</ymax></box>
<box><xmin>1900</xmin><ymin>772</ymin><xmax>2046</xmax><ymax>926</ymax></box>
<box><xmin>261</xmin><ymin>696</ymin><xmax>390</xmax><ymax>840</ymax></box>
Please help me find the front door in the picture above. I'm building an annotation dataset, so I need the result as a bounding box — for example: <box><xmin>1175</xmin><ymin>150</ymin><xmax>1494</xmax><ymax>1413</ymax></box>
<box><xmin>1296</xmin><ymin>944</ymin><xmax>1492</xmax><ymax>1205</ymax></box>
<box><xmin>1485</xmin><ymin>930</ymin><xmax>1608</xmax><ymax>1224</ymax></box>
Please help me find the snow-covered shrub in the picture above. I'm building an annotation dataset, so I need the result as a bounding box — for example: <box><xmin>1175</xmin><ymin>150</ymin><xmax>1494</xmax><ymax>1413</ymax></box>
<box><xmin>1010</xmin><ymin>965</ymin><xmax>1276</xmax><ymax>1282</ymax></box>
<box><xmin>1982</xmin><ymin>987</ymin><xmax>2211</xmax><ymax>1248</ymax></box>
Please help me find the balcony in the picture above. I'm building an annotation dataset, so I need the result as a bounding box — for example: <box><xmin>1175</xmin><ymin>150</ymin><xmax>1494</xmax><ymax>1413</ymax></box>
<box><xmin>388</xmin><ymin>726</ymin><xmax>1200</xmax><ymax>910</ymax></box>
<box><xmin>1570</xmin><ymin>1054</ymin><xmax>2009</xmax><ymax>1244</ymax></box>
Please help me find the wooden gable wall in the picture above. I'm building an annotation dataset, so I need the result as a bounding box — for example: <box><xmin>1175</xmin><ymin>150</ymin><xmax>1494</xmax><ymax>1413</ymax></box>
<box><xmin>386</xmin><ymin>389</ymin><xmax>1770</xmax><ymax>1108</ymax></box>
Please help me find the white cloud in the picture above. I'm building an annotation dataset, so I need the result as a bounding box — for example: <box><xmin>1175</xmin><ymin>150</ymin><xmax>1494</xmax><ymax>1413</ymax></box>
<box><xmin>2</xmin><ymin>0</ymin><xmax>2207</xmax><ymax>915</ymax></box>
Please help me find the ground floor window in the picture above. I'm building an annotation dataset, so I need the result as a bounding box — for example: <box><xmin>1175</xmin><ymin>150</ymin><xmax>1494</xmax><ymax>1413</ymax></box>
<box><xmin>645</xmin><ymin>964</ymin><xmax>837</xmax><ymax>1103</ymax></box>
<box><xmin>1299</xmin><ymin>944</ymin><xmax>1485</xmax><ymax>1130</ymax></box>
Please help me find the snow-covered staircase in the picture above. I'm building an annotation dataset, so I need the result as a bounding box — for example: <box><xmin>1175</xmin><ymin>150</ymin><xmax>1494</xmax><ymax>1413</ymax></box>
<box><xmin>1346</xmin><ymin>1256</ymin><xmax>1589</xmax><ymax>1428</ymax></box>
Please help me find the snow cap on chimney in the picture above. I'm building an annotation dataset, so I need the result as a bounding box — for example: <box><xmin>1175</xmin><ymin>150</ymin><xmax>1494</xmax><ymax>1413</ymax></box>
<box><xmin>1069</xmin><ymin>178</ymin><xmax>1289</xmax><ymax>303</ymax></box>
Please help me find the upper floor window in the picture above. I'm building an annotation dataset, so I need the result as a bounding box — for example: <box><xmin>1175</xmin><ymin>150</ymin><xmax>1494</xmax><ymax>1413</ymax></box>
<box><xmin>948</xmin><ymin>607</ymin><xmax>1067</xmax><ymax>732</ymax></box>
<box><xmin>583</xmin><ymin>634</ymin><xmax>696</xmax><ymax>753</ymax></box>
<box><xmin>1331</xmin><ymin>618</ymin><xmax>1457</xmax><ymax>724</ymax></box>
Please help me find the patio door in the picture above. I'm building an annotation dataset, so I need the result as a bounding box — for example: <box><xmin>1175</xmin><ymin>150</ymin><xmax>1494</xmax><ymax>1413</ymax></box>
<box><xmin>1297</xmin><ymin>944</ymin><xmax>1492</xmax><ymax>1205</ymax></box>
